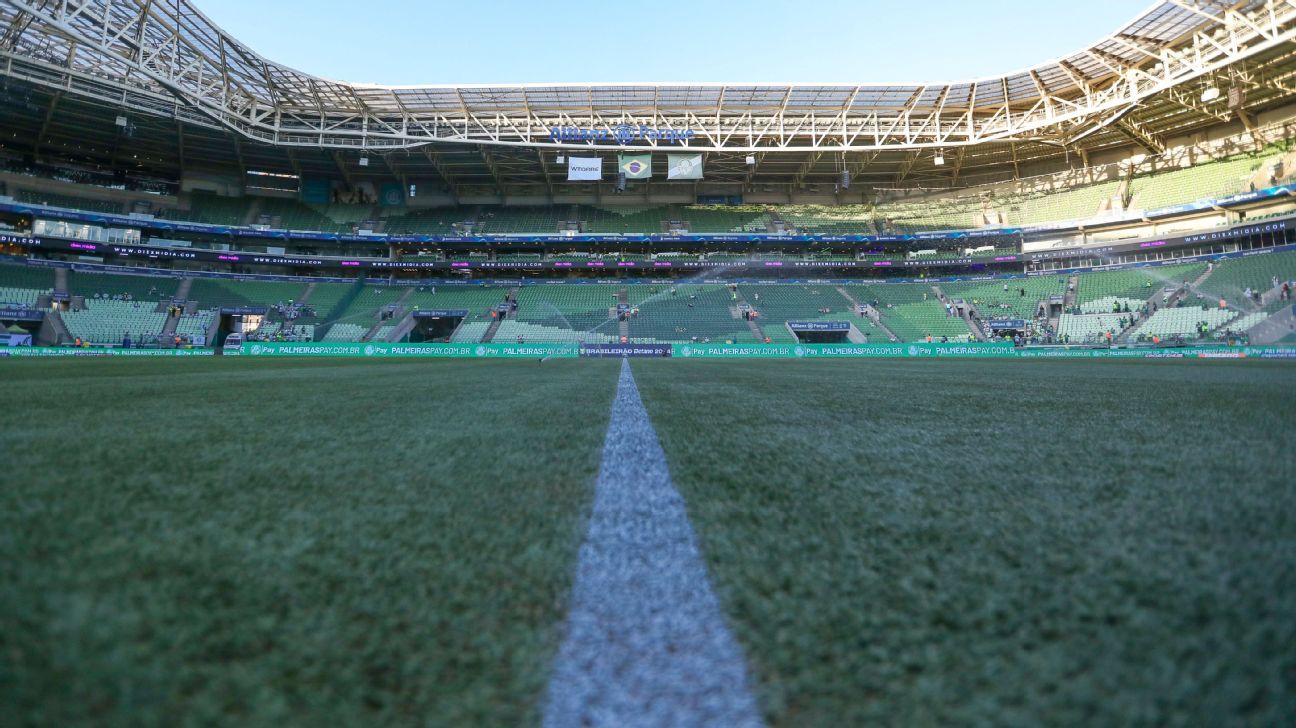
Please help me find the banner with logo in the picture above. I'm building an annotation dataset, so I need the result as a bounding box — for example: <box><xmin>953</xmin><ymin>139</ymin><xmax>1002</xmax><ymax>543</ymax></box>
<box><xmin>0</xmin><ymin>348</ymin><xmax>214</xmax><ymax>357</ymax></box>
<box><xmin>239</xmin><ymin>342</ymin><xmax>579</xmax><ymax>358</ymax></box>
<box><xmin>567</xmin><ymin>157</ymin><xmax>603</xmax><ymax>181</ymax></box>
<box><xmin>672</xmin><ymin>342</ymin><xmax>1018</xmax><ymax>358</ymax></box>
<box><xmin>618</xmin><ymin>154</ymin><xmax>652</xmax><ymax>179</ymax></box>
<box><xmin>667</xmin><ymin>154</ymin><xmax>704</xmax><ymax>180</ymax></box>
<box><xmin>580</xmin><ymin>344</ymin><xmax>672</xmax><ymax>358</ymax></box>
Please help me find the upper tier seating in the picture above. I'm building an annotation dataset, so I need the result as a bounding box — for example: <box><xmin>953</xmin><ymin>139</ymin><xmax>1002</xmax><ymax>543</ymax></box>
<box><xmin>381</xmin><ymin>207</ymin><xmax>472</xmax><ymax>235</ymax></box>
<box><xmin>778</xmin><ymin>205</ymin><xmax>875</xmax><ymax>235</ymax></box>
<box><xmin>1130</xmin><ymin>154</ymin><xmax>1269</xmax><ymax>210</ymax></box>
<box><xmin>15</xmin><ymin>189</ymin><xmax>123</xmax><ymax>215</ymax></box>
<box><xmin>476</xmin><ymin>207</ymin><xmax>566</xmax><ymax>235</ymax></box>
<box><xmin>257</xmin><ymin>198</ymin><xmax>347</xmax><ymax>233</ymax></box>
<box><xmin>162</xmin><ymin>192</ymin><xmax>251</xmax><ymax>227</ymax></box>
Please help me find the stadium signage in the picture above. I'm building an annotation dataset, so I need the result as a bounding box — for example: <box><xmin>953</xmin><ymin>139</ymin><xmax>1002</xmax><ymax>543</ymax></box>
<box><xmin>787</xmin><ymin>321</ymin><xmax>851</xmax><ymax>331</ymax></box>
<box><xmin>988</xmin><ymin>319</ymin><xmax>1026</xmax><ymax>330</ymax></box>
<box><xmin>549</xmin><ymin>125</ymin><xmax>695</xmax><ymax>145</ymax></box>
<box><xmin>0</xmin><ymin>307</ymin><xmax>43</xmax><ymax>321</ymax></box>
<box><xmin>412</xmin><ymin>310</ymin><xmax>469</xmax><ymax>318</ymax></box>
<box><xmin>579</xmin><ymin>344</ymin><xmax>673</xmax><ymax>358</ymax></box>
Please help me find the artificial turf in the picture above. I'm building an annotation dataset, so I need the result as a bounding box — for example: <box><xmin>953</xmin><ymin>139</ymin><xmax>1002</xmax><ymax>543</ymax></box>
<box><xmin>0</xmin><ymin>358</ymin><xmax>620</xmax><ymax>727</ymax></box>
<box><xmin>632</xmin><ymin>359</ymin><xmax>1296</xmax><ymax>726</ymax></box>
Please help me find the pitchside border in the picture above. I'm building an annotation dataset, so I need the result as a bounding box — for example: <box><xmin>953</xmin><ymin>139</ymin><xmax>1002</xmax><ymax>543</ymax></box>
<box><xmin>4</xmin><ymin>343</ymin><xmax>1295</xmax><ymax>359</ymax></box>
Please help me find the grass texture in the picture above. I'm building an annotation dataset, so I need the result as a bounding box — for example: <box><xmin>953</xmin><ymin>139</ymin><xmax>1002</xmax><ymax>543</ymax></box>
<box><xmin>632</xmin><ymin>359</ymin><xmax>1296</xmax><ymax>726</ymax></box>
<box><xmin>0</xmin><ymin>358</ymin><xmax>619</xmax><ymax>727</ymax></box>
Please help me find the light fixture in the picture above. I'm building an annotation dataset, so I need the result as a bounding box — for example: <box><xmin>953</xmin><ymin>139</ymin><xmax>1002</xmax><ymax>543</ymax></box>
<box><xmin>1200</xmin><ymin>86</ymin><xmax>1221</xmax><ymax>103</ymax></box>
<box><xmin>934</xmin><ymin>151</ymin><xmax>945</xmax><ymax>166</ymax></box>
<box><xmin>745</xmin><ymin>155</ymin><xmax>756</xmax><ymax>165</ymax></box>
<box><xmin>358</xmin><ymin>157</ymin><xmax>370</xmax><ymax>167</ymax></box>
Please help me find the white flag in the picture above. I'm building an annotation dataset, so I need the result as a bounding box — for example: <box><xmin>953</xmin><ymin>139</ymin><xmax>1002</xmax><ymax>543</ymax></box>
<box><xmin>567</xmin><ymin>157</ymin><xmax>603</xmax><ymax>181</ymax></box>
<box><xmin>667</xmin><ymin>153</ymin><xmax>704</xmax><ymax>180</ymax></box>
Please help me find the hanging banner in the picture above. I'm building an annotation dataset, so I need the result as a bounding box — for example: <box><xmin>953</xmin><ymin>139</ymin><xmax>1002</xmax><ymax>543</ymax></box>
<box><xmin>618</xmin><ymin>154</ymin><xmax>652</xmax><ymax>179</ymax></box>
<box><xmin>667</xmin><ymin>154</ymin><xmax>704</xmax><ymax>180</ymax></box>
<box><xmin>567</xmin><ymin>157</ymin><xmax>603</xmax><ymax>181</ymax></box>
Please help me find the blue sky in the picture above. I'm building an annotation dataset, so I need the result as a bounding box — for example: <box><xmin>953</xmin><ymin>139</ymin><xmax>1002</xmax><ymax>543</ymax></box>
<box><xmin>198</xmin><ymin>0</ymin><xmax>1145</xmax><ymax>85</ymax></box>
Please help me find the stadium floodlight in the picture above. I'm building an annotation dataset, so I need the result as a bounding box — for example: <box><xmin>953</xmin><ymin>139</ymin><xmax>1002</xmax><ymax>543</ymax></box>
<box><xmin>934</xmin><ymin>152</ymin><xmax>945</xmax><ymax>166</ymax></box>
<box><xmin>556</xmin><ymin>154</ymin><xmax>565</xmax><ymax>164</ymax></box>
<box><xmin>359</xmin><ymin>157</ymin><xmax>370</xmax><ymax>167</ymax></box>
<box><xmin>746</xmin><ymin>155</ymin><xmax>756</xmax><ymax>166</ymax></box>
<box><xmin>1201</xmin><ymin>86</ymin><xmax>1221</xmax><ymax>102</ymax></box>
<box><xmin>114</xmin><ymin>116</ymin><xmax>128</xmax><ymax>127</ymax></box>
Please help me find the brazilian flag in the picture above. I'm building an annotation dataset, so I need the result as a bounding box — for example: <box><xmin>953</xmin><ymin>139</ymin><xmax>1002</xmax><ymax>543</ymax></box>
<box><xmin>618</xmin><ymin>154</ymin><xmax>652</xmax><ymax>179</ymax></box>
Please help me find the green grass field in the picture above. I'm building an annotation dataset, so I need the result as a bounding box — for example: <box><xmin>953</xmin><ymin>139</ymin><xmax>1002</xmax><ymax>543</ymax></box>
<box><xmin>3</xmin><ymin>358</ymin><xmax>1294</xmax><ymax>725</ymax></box>
<box><xmin>633</xmin><ymin>360</ymin><xmax>1296</xmax><ymax>726</ymax></box>
<box><xmin>0</xmin><ymin>359</ymin><xmax>620</xmax><ymax>726</ymax></box>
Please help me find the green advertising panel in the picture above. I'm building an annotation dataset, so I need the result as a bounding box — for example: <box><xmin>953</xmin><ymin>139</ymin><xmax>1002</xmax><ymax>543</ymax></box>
<box><xmin>672</xmin><ymin>342</ymin><xmax>1018</xmax><ymax>358</ymax></box>
<box><xmin>0</xmin><ymin>348</ymin><xmax>215</xmax><ymax>357</ymax></box>
<box><xmin>239</xmin><ymin>342</ymin><xmax>580</xmax><ymax>358</ymax></box>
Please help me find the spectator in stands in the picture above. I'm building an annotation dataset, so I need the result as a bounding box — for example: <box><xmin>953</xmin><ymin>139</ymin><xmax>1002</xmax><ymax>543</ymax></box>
<box><xmin>122</xmin><ymin>333</ymin><xmax>132</xmax><ymax>349</ymax></box>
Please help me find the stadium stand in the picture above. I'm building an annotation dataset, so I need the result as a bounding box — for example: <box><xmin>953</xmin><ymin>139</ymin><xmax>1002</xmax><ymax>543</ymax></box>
<box><xmin>187</xmin><ymin>279</ymin><xmax>307</xmax><ymax>311</ymax></box>
<box><xmin>1201</xmin><ymin>249</ymin><xmax>1296</xmax><ymax>308</ymax></box>
<box><xmin>321</xmin><ymin>323</ymin><xmax>369</xmax><ymax>342</ymax></box>
<box><xmin>15</xmin><ymin>189</ymin><xmax>123</xmax><ymax>215</ymax></box>
<box><xmin>0</xmin><ymin>264</ymin><xmax>54</xmax><ymax>306</ymax></box>
<box><xmin>680</xmin><ymin>205</ymin><xmax>771</xmax><ymax>233</ymax></box>
<box><xmin>779</xmin><ymin>205</ymin><xmax>875</xmax><ymax>235</ymax></box>
<box><xmin>449</xmin><ymin>321</ymin><xmax>490</xmax><ymax>343</ymax></box>
<box><xmin>1006</xmin><ymin>179</ymin><xmax>1123</xmax><ymax>225</ymax></box>
<box><xmin>629</xmin><ymin>285</ymin><xmax>755</xmax><ymax>343</ymax></box>
<box><xmin>380</xmin><ymin>207</ymin><xmax>472</xmax><ymax>234</ymax></box>
<box><xmin>61</xmin><ymin>299</ymin><xmax>167</xmax><ymax>343</ymax></box>
<box><xmin>941</xmin><ymin>277</ymin><xmax>1066</xmax><ymax>320</ymax></box>
<box><xmin>257</xmin><ymin>197</ymin><xmax>346</xmax><ymax>233</ymax></box>
<box><xmin>71</xmin><ymin>269</ymin><xmax>177</xmax><ymax>301</ymax></box>
<box><xmin>1075</xmin><ymin>263</ymin><xmax>1207</xmax><ymax>312</ymax></box>
<box><xmin>174</xmin><ymin>310</ymin><xmax>216</xmax><ymax>340</ymax></box>
<box><xmin>162</xmin><ymin>191</ymin><xmax>251</xmax><ymax>227</ymax></box>
<box><xmin>1132</xmin><ymin>307</ymin><xmax>1236</xmax><ymax>338</ymax></box>
<box><xmin>1129</xmin><ymin>154</ymin><xmax>1270</xmax><ymax>210</ymax></box>
<box><xmin>579</xmin><ymin>205</ymin><xmax>675</xmax><ymax>234</ymax></box>
<box><xmin>742</xmin><ymin>285</ymin><xmax>857</xmax><ymax>342</ymax></box>
<box><xmin>1057</xmin><ymin>313</ymin><xmax>1126</xmax><ymax>343</ymax></box>
<box><xmin>476</xmin><ymin>207</ymin><xmax>566</xmax><ymax>235</ymax></box>
<box><xmin>515</xmin><ymin>285</ymin><xmax>621</xmax><ymax>333</ymax></box>
<box><xmin>846</xmin><ymin>283</ymin><xmax>973</xmax><ymax>342</ymax></box>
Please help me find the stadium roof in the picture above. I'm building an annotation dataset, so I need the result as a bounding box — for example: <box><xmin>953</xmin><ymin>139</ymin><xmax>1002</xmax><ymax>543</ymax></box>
<box><xmin>2</xmin><ymin>1</ymin><xmax>1296</xmax><ymax>194</ymax></box>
